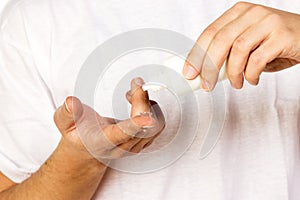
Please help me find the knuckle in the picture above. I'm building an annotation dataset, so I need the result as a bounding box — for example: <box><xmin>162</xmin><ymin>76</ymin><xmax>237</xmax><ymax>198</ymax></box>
<box><xmin>277</xmin><ymin>29</ymin><xmax>296</xmax><ymax>55</ymax></box>
<box><xmin>275</xmin><ymin>28</ymin><xmax>294</xmax><ymax>47</ymax></box>
<box><xmin>249</xmin><ymin>51</ymin><xmax>264</xmax><ymax>66</ymax></box>
<box><xmin>214</xmin><ymin>28</ymin><xmax>231</xmax><ymax>42</ymax></box>
<box><xmin>233</xmin><ymin>2</ymin><xmax>249</xmax><ymax>10</ymax></box>
<box><xmin>204</xmin><ymin>25</ymin><xmax>219</xmax><ymax>36</ymax></box>
<box><xmin>233</xmin><ymin>36</ymin><xmax>249</xmax><ymax>53</ymax></box>
<box><xmin>265</xmin><ymin>13</ymin><xmax>282</xmax><ymax>25</ymax></box>
<box><xmin>248</xmin><ymin>4</ymin><xmax>267</xmax><ymax>14</ymax></box>
<box><xmin>283</xmin><ymin>35</ymin><xmax>296</xmax><ymax>53</ymax></box>
<box><xmin>280</xmin><ymin>29</ymin><xmax>293</xmax><ymax>40</ymax></box>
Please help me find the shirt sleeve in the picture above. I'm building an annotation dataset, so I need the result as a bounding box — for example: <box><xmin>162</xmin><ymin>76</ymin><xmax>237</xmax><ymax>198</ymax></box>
<box><xmin>0</xmin><ymin>2</ymin><xmax>61</xmax><ymax>183</ymax></box>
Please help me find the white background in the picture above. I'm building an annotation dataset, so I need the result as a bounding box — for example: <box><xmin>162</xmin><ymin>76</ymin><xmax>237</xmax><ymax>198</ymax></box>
<box><xmin>0</xmin><ymin>0</ymin><xmax>8</xmax><ymax>13</ymax></box>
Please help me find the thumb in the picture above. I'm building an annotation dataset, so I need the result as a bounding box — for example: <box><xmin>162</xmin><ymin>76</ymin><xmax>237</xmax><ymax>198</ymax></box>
<box><xmin>54</xmin><ymin>96</ymin><xmax>84</xmax><ymax>135</ymax></box>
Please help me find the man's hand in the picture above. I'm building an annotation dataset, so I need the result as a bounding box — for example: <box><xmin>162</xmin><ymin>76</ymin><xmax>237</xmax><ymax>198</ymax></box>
<box><xmin>0</xmin><ymin>77</ymin><xmax>165</xmax><ymax>200</ymax></box>
<box><xmin>183</xmin><ymin>2</ymin><xmax>300</xmax><ymax>90</ymax></box>
<box><xmin>54</xmin><ymin>77</ymin><xmax>165</xmax><ymax>162</ymax></box>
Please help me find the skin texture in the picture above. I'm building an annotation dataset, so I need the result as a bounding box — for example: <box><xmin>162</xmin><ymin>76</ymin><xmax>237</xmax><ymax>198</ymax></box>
<box><xmin>183</xmin><ymin>2</ymin><xmax>300</xmax><ymax>90</ymax></box>
<box><xmin>0</xmin><ymin>78</ymin><xmax>165</xmax><ymax>200</ymax></box>
<box><xmin>0</xmin><ymin>174</ymin><xmax>15</xmax><ymax>192</ymax></box>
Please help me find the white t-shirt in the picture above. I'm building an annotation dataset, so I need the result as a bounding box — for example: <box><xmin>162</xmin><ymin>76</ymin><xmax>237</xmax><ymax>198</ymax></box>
<box><xmin>0</xmin><ymin>0</ymin><xmax>300</xmax><ymax>199</ymax></box>
<box><xmin>0</xmin><ymin>0</ymin><xmax>9</xmax><ymax>13</ymax></box>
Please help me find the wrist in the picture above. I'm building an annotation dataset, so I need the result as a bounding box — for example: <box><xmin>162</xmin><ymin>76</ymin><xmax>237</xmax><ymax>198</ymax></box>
<box><xmin>54</xmin><ymin>137</ymin><xmax>107</xmax><ymax>173</ymax></box>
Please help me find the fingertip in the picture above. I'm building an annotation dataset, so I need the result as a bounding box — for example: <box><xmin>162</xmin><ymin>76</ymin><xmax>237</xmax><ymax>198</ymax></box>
<box><xmin>130</xmin><ymin>78</ymin><xmax>151</xmax><ymax>117</ymax></box>
<box><xmin>183</xmin><ymin>62</ymin><xmax>199</xmax><ymax>80</ymax></box>
<box><xmin>229</xmin><ymin>74</ymin><xmax>244</xmax><ymax>89</ymax></box>
<box><xmin>54</xmin><ymin>96</ymin><xmax>81</xmax><ymax>134</ymax></box>
<box><xmin>131</xmin><ymin>77</ymin><xmax>145</xmax><ymax>91</ymax></box>
<box><xmin>65</xmin><ymin>96</ymin><xmax>84</xmax><ymax>119</ymax></box>
<box><xmin>248</xmin><ymin>79</ymin><xmax>259</xmax><ymax>86</ymax></box>
<box><xmin>64</xmin><ymin>96</ymin><xmax>72</xmax><ymax>113</ymax></box>
<box><xmin>244</xmin><ymin>72</ymin><xmax>259</xmax><ymax>86</ymax></box>
<box><xmin>200</xmin><ymin>78</ymin><xmax>212</xmax><ymax>92</ymax></box>
<box><xmin>230</xmin><ymin>81</ymin><xmax>243</xmax><ymax>89</ymax></box>
<box><xmin>200</xmin><ymin>63</ymin><xmax>221</xmax><ymax>92</ymax></box>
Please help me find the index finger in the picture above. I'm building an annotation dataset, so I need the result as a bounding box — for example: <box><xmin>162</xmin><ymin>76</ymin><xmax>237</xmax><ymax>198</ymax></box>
<box><xmin>182</xmin><ymin>2</ymin><xmax>252</xmax><ymax>80</ymax></box>
<box><xmin>130</xmin><ymin>77</ymin><xmax>151</xmax><ymax>118</ymax></box>
<box><xmin>104</xmin><ymin>114</ymin><xmax>155</xmax><ymax>146</ymax></box>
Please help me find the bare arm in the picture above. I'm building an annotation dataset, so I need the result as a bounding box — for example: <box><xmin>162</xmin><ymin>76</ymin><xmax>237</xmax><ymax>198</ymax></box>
<box><xmin>0</xmin><ymin>138</ymin><xmax>105</xmax><ymax>200</ymax></box>
<box><xmin>0</xmin><ymin>173</ymin><xmax>16</xmax><ymax>192</ymax></box>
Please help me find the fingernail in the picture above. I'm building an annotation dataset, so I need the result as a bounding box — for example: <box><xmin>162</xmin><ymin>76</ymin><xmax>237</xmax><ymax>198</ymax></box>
<box><xmin>132</xmin><ymin>77</ymin><xmax>145</xmax><ymax>91</ymax></box>
<box><xmin>134</xmin><ymin>77</ymin><xmax>145</xmax><ymax>86</ymax></box>
<box><xmin>183</xmin><ymin>65</ymin><xmax>198</xmax><ymax>79</ymax></box>
<box><xmin>201</xmin><ymin>78</ymin><xmax>211</xmax><ymax>92</ymax></box>
<box><xmin>64</xmin><ymin>99</ymin><xmax>71</xmax><ymax>113</ymax></box>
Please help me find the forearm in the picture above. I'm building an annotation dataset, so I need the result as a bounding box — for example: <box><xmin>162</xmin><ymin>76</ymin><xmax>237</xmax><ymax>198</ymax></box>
<box><xmin>0</xmin><ymin>138</ymin><xmax>107</xmax><ymax>200</ymax></box>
